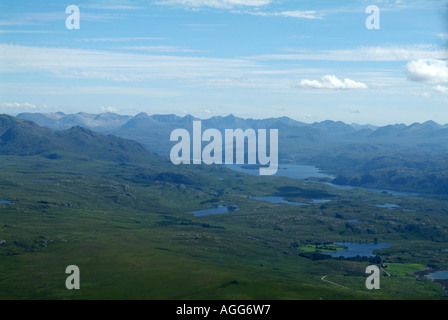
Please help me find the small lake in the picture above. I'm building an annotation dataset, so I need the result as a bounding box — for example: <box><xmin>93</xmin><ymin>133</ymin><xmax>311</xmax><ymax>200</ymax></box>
<box><xmin>425</xmin><ymin>271</ymin><xmax>448</xmax><ymax>280</ymax></box>
<box><xmin>321</xmin><ymin>182</ymin><xmax>418</xmax><ymax>196</ymax></box>
<box><xmin>252</xmin><ymin>196</ymin><xmax>307</xmax><ymax>206</ymax></box>
<box><xmin>227</xmin><ymin>164</ymin><xmax>334</xmax><ymax>180</ymax></box>
<box><xmin>227</xmin><ymin>164</ymin><xmax>418</xmax><ymax>197</ymax></box>
<box><xmin>323</xmin><ymin>242</ymin><xmax>391</xmax><ymax>258</ymax></box>
<box><xmin>347</xmin><ymin>219</ymin><xmax>360</xmax><ymax>223</ymax></box>
<box><xmin>252</xmin><ymin>196</ymin><xmax>330</xmax><ymax>206</ymax></box>
<box><xmin>371</xmin><ymin>203</ymin><xmax>400</xmax><ymax>209</ymax></box>
<box><xmin>190</xmin><ymin>205</ymin><xmax>239</xmax><ymax>217</ymax></box>
<box><xmin>309</xmin><ymin>199</ymin><xmax>331</xmax><ymax>204</ymax></box>
<box><xmin>0</xmin><ymin>200</ymin><xmax>13</xmax><ymax>204</ymax></box>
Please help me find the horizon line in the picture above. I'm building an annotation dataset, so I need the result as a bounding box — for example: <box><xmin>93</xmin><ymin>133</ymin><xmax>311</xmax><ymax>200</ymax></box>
<box><xmin>3</xmin><ymin>111</ymin><xmax>448</xmax><ymax>127</ymax></box>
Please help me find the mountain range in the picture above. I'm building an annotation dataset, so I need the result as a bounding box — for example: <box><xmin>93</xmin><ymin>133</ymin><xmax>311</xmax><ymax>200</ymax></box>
<box><xmin>15</xmin><ymin>111</ymin><xmax>448</xmax><ymax>158</ymax></box>
<box><xmin>12</xmin><ymin>111</ymin><xmax>448</xmax><ymax>194</ymax></box>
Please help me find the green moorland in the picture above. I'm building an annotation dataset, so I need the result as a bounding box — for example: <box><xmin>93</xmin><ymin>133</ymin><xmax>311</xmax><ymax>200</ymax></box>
<box><xmin>1</xmin><ymin>153</ymin><xmax>448</xmax><ymax>300</ymax></box>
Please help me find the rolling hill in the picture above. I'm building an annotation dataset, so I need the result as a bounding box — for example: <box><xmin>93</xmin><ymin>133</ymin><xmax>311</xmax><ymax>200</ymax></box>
<box><xmin>0</xmin><ymin>114</ymin><xmax>157</xmax><ymax>163</ymax></box>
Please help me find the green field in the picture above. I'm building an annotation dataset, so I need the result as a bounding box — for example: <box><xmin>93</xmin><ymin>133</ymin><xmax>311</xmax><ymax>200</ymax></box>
<box><xmin>1</xmin><ymin>154</ymin><xmax>448</xmax><ymax>299</ymax></box>
<box><xmin>385</xmin><ymin>263</ymin><xmax>427</xmax><ymax>278</ymax></box>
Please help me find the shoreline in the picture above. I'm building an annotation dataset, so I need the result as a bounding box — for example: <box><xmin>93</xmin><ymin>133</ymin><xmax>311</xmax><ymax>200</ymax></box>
<box><xmin>412</xmin><ymin>268</ymin><xmax>448</xmax><ymax>296</ymax></box>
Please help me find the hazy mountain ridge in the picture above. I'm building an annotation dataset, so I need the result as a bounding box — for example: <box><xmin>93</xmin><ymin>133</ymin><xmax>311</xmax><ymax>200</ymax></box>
<box><xmin>17</xmin><ymin>111</ymin><xmax>448</xmax><ymax>137</ymax></box>
<box><xmin>16</xmin><ymin>111</ymin><xmax>448</xmax><ymax>157</ymax></box>
<box><xmin>17</xmin><ymin>112</ymin><xmax>133</xmax><ymax>132</ymax></box>
<box><xmin>7</xmin><ymin>111</ymin><xmax>448</xmax><ymax>194</ymax></box>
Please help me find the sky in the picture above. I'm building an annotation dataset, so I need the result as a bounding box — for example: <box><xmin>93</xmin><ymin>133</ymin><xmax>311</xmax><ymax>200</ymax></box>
<box><xmin>0</xmin><ymin>0</ymin><xmax>447</xmax><ymax>125</ymax></box>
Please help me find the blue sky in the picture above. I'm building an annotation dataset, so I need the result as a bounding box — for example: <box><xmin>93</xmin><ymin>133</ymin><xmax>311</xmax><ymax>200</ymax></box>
<box><xmin>0</xmin><ymin>0</ymin><xmax>447</xmax><ymax>125</ymax></box>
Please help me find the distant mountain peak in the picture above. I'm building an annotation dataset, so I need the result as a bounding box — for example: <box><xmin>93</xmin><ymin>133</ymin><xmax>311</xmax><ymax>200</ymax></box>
<box><xmin>181</xmin><ymin>114</ymin><xmax>197</xmax><ymax>121</ymax></box>
<box><xmin>150</xmin><ymin>114</ymin><xmax>182</xmax><ymax>122</ymax></box>
<box><xmin>422</xmin><ymin>120</ymin><xmax>442</xmax><ymax>128</ymax></box>
<box><xmin>133</xmin><ymin>112</ymin><xmax>150</xmax><ymax>119</ymax></box>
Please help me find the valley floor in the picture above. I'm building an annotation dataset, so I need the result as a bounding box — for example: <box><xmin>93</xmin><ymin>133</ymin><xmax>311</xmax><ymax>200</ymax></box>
<box><xmin>1</xmin><ymin>155</ymin><xmax>447</xmax><ymax>299</ymax></box>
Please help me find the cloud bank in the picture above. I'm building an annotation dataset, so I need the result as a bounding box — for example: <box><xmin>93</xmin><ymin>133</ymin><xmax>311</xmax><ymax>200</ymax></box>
<box><xmin>247</xmin><ymin>10</ymin><xmax>323</xmax><ymax>19</ymax></box>
<box><xmin>0</xmin><ymin>102</ymin><xmax>37</xmax><ymax>109</ymax></box>
<box><xmin>156</xmin><ymin>0</ymin><xmax>271</xmax><ymax>8</ymax></box>
<box><xmin>298</xmin><ymin>75</ymin><xmax>368</xmax><ymax>90</ymax></box>
<box><xmin>434</xmin><ymin>85</ymin><xmax>448</xmax><ymax>94</ymax></box>
<box><xmin>406</xmin><ymin>59</ymin><xmax>448</xmax><ymax>83</ymax></box>
<box><xmin>256</xmin><ymin>45</ymin><xmax>448</xmax><ymax>62</ymax></box>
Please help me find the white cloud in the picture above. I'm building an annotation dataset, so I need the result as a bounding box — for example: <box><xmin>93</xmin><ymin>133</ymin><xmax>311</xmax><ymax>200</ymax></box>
<box><xmin>82</xmin><ymin>3</ymin><xmax>142</xmax><ymax>10</ymax></box>
<box><xmin>82</xmin><ymin>37</ymin><xmax>163</xmax><ymax>42</ymax></box>
<box><xmin>0</xmin><ymin>102</ymin><xmax>37</xmax><ymax>109</ymax></box>
<box><xmin>297</xmin><ymin>75</ymin><xmax>368</xmax><ymax>90</ymax></box>
<box><xmin>412</xmin><ymin>91</ymin><xmax>430</xmax><ymax>98</ymax></box>
<box><xmin>434</xmin><ymin>85</ymin><xmax>448</xmax><ymax>94</ymax></box>
<box><xmin>246</xmin><ymin>10</ymin><xmax>324</xmax><ymax>19</ymax></box>
<box><xmin>1</xmin><ymin>11</ymin><xmax>120</xmax><ymax>26</ymax></box>
<box><xmin>101</xmin><ymin>106</ymin><xmax>119</xmax><ymax>112</ymax></box>
<box><xmin>254</xmin><ymin>45</ymin><xmax>448</xmax><ymax>62</ymax></box>
<box><xmin>116</xmin><ymin>46</ymin><xmax>207</xmax><ymax>53</ymax></box>
<box><xmin>156</xmin><ymin>0</ymin><xmax>271</xmax><ymax>9</ymax></box>
<box><xmin>0</xmin><ymin>44</ymin><xmax>312</xmax><ymax>91</ymax></box>
<box><xmin>0</xmin><ymin>83</ymin><xmax>187</xmax><ymax>98</ymax></box>
<box><xmin>438</xmin><ymin>33</ymin><xmax>448</xmax><ymax>40</ymax></box>
<box><xmin>0</xmin><ymin>21</ymin><xmax>28</xmax><ymax>26</ymax></box>
<box><xmin>0</xmin><ymin>30</ymin><xmax>60</xmax><ymax>34</ymax></box>
<box><xmin>0</xmin><ymin>44</ymin><xmax>256</xmax><ymax>81</ymax></box>
<box><xmin>406</xmin><ymin>59</ymin><xmax>448</xmax><ymax>83</ymax></box>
